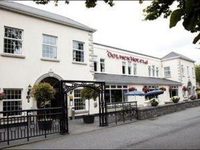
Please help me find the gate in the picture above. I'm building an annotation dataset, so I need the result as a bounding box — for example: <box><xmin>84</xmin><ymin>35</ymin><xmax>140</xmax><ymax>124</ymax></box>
<box><xmin>59</xmin><ymin>80</ymin><xmax>108</xmax><ymax>133</ymax></box>
<box><xmin>106</xmin><ymin>101</ymin><xmax>138</xmax><ymax>125</ymax></box>
<box><xmin>0</xmin><ymin>107</ymin><xmax>62</xmax><ymax>146</ymax></box>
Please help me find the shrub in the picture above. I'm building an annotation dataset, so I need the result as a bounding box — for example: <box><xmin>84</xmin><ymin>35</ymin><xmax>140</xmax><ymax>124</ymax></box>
<box><xmin>171</xmin><ymin>96</ymin><xmax>180</xmax><ymax>103</ymax></box>
<box><xmin>150</xmin><ymin>98</ymin><xmax>159</xmax><ymax>107</ymax></box>
<box><xmin>31</xmin><ymin>83</ymin><xmax>55</xmax><ymax>108</ymax></box>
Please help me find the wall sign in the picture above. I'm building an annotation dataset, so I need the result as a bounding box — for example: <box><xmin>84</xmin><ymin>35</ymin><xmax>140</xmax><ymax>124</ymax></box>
<box><xmin>107</xmin><ymin>51</ymin><xmax>148</xmax><ymax>64</ymax></box>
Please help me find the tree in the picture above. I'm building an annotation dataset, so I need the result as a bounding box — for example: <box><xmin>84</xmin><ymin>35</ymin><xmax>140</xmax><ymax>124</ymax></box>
<box><xmin>34</xmin><ymin>0</ymin><xmax>200</xmax><ymax>44</ymax></box>
<box><xmin>143</xmin><ymin>0</ymin><xmax>200</xmax><ymax>44</ymax></box>
<box><xmin>195</xmin><ymin>65</ymin><xmax>200</xmax><ymax>85</ymax></box>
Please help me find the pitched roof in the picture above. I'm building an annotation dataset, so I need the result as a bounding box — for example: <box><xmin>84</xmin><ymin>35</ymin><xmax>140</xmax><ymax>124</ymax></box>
<box><xmin>94</xmin><ymin>73</ymin><xmax>182</xmax><ymax>86</ymax></box>
<box><xmin>0</xmin><ymin>1</ymin><xmax>96</xmax><ymax>33</ymax></box>
<box><xmin>162</xmin><ymin>52</ymin><xmax>195</xmax><ymax>62</ymax></box>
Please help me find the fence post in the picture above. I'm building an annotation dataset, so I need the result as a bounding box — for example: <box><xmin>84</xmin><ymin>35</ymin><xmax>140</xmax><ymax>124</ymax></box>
<box><xmin>6</xmin><ymin>113</ymin><xmax>9</xmax><ymax>145</ymax></box>
<box><xmin>27</xmin><ymin>110</ymin><xmax>29</xmax><ymax>141</ymax></box>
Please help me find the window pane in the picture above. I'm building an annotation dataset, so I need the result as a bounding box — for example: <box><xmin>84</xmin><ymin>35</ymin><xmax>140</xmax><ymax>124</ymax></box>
<box><xmin>42</xmin><ymin>35</ymin><xmax>57</xmax><ymax>59</ymax></box>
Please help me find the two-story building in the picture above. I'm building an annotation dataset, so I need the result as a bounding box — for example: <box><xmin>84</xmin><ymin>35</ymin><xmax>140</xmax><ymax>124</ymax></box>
<box><xmin>0</xmin><ymin>2</ymin><xmax>196</xmax><ymax>116</ymax></box>
<box><xmin>92</xmin><ymin>43</ymin><xmax>196</xmax><ymax>106</ymax></box>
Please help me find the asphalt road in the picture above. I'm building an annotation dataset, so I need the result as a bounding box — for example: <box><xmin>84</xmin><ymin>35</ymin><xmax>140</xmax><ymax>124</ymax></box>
<box><xmin>8</xmin><ymin>107</ymin><xmax>200</xmax><ymax>149</ymax></box>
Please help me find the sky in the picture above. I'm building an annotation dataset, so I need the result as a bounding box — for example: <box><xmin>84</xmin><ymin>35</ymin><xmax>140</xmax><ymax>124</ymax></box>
<box><xmin>17</xmin><ymin>1</ymin><xmax>200</xmax><ymax>64</ymax></box>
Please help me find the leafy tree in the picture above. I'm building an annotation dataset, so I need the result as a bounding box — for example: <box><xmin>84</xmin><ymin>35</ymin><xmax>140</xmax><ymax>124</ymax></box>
<box><xmin>143</xmin><ymin>0</ymin><xmax>200</xmax><ymax>44</ymax></box>
<box><xmin>34</xmin><ymin>0</ymin><xmax>200</xmax><ymax>44</ymax></box>
<box><xmin>195</xmin><ymin>65</ymin><xmax>200</xmax><ymax>85</ymax></box>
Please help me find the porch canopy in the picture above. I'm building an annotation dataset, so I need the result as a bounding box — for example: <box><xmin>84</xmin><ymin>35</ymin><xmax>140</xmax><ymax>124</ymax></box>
<box><xmin>94</xmin><ymin>73</ymin><xmax>182</xmax><ymax>86</ymax></box>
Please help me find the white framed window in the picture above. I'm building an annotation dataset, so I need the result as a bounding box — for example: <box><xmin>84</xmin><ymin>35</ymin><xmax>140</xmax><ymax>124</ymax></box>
<box><xmin>73</xmin><ymin>41</ymin><xmax>84</xmax><ymax>62</ymax></box>
<box><xmin>42</xmin><ymin>34</ymin><xmax>57</xmax><ymax>59</ymax></box>
<box><xmin>94</xmin><ymin>61</ymin><xmax>98</xmax><ymax>72</ymax></box>
<box><xmin>4</xmin><ymin>26</ymin><xmax>23</xmax><ymax>54</ymax></box>
<box><xmin>187</xmin><ymin>66</ymin><xmax>190</xmax><ymax>77</ymax></box>
<box><xmin>128</xmin><ymin>63</ymin><xmax>132</xmax><ymax>75</ymax></box>
<box><xmin>164</xmin><ymin>67</ymin><xmax>171</xmax><ymax>78</ymax></box>
<box><xmin>74</xmin><ymin>89</ymin><xmax>85</xmax><ymax>110</ymax></box>
<box><xmin>100</xmin><ymin>58</ymin><xmax>105</xmax><ymax>72</ymax></box>
<box><xmin>133</xmin><ymin>64</ymin><xmax>137</xmax><ymax>76</ymax></box>
<box><xmin>192</xmin><ymin>67</ymin><xmax>195</xmax><ymax>78</ymax></box>
<box><xmin>148</xmin><ymin>66</ymin><xmax>151</xmax><ymax>77</ymax></box>
<box><xmin>152</xmin><ymin>65</ymin><xmax>155</xmax><ymax>77</ymax></box>
<box><xmin>3</xmin><ymin>89</ymin><xmax>22</xmax><ymax>116</ymax></box>
<box><xmin>156</xmin><ymin>67</ymin><xmax>159</xmax><ymax>77</ymax></box>
<box><xmin>181</xmin><ymin>65</ymin><xmax>185</xmax><ymax>77</ymax></box>
<box><xmin>122</xmin><ymin>62</ymin><xmax>126</xmax><ymax>74</ymax></box>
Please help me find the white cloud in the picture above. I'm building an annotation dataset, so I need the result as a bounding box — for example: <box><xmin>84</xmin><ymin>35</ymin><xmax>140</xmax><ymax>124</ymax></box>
<box><xmin>17</xmin><ymin>1</ymin><xmax>200</xmax><ymax>64</ymax></box>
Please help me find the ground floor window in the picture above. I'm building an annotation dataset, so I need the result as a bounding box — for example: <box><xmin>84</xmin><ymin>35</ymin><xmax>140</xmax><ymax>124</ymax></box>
<box><xmin>3</xmin><ymin>89</ymin><xmax>22</xmax><ymax>116</ymax></box>
<box><xmin>105</xmin><ymin>85</ymin><xmax>128</xmax><ymax>103</ymax></box>
<box><xmin>169</xmin><ymin>86</ymin><xmax>178</xmax><ymax>98</ymax></box>
<box><xmin>73</xmin><ymin>89</ymin><xmax>85</xmax><ymax>110</ymax></box>
<box><xmin>143</xmin><ymin>85</ymin><xmax>159</xmax><ymax>100</ymax></box>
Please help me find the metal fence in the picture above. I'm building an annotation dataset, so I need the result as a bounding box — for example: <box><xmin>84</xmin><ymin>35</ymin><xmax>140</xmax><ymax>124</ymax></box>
<box><xmin>106</xmin><ymin>101</ymin><xmax>138</xmax><ymax>125</ymax></box>
<box><xmin>0</xmin><ymin>107</ymin><xmax>62</xmax><ymax>145</ymax></box>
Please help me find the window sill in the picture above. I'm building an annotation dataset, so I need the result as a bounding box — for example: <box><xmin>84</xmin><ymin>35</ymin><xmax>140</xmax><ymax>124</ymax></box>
<box><xmin>1</xmin><ymin>53</ymin><xmax>25</xmax><ymax>59</ymax></box>
<box><xmin>41</xmin><ymin>58</ymin><xmax>60</xmax><ymax>62</ymax></box>
<box><xmin>72</xmin><ymin>61</ymin><xmax>87</xmax><ymax>65</ymax></box>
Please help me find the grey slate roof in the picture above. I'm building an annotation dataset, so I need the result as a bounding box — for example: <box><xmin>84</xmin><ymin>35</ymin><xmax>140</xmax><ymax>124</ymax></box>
<box><xmin>162</xmin><ymin>52</ymin><xmax>195</xmax><ymax>62</ymax></box>
<box><xmin>0</xmin><ymin>1</ymin><xmax>96</xmax><ymax>33</ymax></box>
<box><xmin>94</xmin><ymin>43</ymin><xmax>161</xmax><ymax>60</ymax></box>
<box><xmin>94</xmin><ymin>73</ymin><xmax>182</xmax><ymax>86</ymax></box>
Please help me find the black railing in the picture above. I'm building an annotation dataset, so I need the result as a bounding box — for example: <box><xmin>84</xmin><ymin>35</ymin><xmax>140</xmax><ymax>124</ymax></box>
<box><xmin>106</xmin><ymin>101</ymin><xmax>138</xmax><ymax>125</ymax></box>
<box><xmin>0</xmin><ymin>107</ymin><xmax>63</xmax><ymax>145</ymax></box>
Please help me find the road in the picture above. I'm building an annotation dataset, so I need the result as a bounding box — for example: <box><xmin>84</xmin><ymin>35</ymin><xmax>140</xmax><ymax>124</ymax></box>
<box><xmin>8</xmin><ymin>107</ymin><xmax>200</xmax><ymax>149</ymax></box>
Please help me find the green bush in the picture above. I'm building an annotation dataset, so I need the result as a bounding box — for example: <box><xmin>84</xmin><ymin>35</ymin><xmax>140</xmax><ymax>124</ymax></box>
<box><xmin>171</xmin><ymin>96</ymin><xmax>180</xmax><ymax>103</ymax></box>
<box><xmin>150</xmin><ymin>98</ymin><xmax>159</xmax><ymax>107</ymax></box>
<box><xmin>31</xmin><ymin>83</ymin><xmax>55</xmax><ymax>108</ymax></box>
<box><xmin>80</xmin><ymin>87</ymin><xmax>99</xmax><ymax>101</ymax></box>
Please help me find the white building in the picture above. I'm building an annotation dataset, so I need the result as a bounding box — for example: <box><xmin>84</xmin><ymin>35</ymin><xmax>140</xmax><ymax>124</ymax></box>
<box><xmin>0</xmin><ymin>2</ymin><xmax>196</xmax><ymax>116</ymax></box>
<box><xmin>92</xmin><ymin>43</ymin><xmax>196</xmax><ymax>106</ymax></box>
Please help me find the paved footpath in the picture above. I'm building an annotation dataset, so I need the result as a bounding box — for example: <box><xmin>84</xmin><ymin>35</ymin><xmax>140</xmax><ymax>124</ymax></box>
<box><xmin>8</xmin><ymin>107</ymin><xmax>200</xmax><ymax>149</ymax></box>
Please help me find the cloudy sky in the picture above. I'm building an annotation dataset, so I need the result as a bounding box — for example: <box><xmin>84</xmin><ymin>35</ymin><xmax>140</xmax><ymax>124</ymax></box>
<box><xmin>18</xmin><ymin>1</ymin><xmax>200</xmax><ymax>63</ymax></box>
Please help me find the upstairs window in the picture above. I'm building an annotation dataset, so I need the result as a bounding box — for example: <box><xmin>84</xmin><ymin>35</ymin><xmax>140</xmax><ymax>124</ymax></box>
<box><xmin>100</xmin><ymin>59</ymin><xmax>105</xmax><ymax>72</ymax></box>
<box><xmin>164</xmin><ymin>67</ymin><xmax>171</xmax><ymax>78</ymax></box>
<box><xmin>122</xmin><ymin>62</ymin><xmax>126</xmax><ymax>74</ymax></box>
<box><xmin>181</xmin><ymin>65</ymin><xmax>185</xmax><ymax>77</ymax></box>
<box><xmin>133</xmin><ymin>64</ymin><xmax>137</xmax><ymax>76</ymax></box>
<box><xmin>156</xmin><ymin>67</ymin><xmax>159</xmax><ymax>77</ymax></box>
<box><xmin>148</xmin><ymin>66</ymin><xmax>151</xmax><ymax>77</ymax></box>
<box><xmin>152</xmin><ymin>65</ymin><xmax>155</xmax><ymax>77</ymax></box>
<box><xmin>73</xmin><ymin>41</ymin><xmax>84</xmax><ymax>62</ymax></box>
<box><xmin>94</xmin><ymin>61</ymin><xmax>97</xmax><ymax>72</ymax></box>
<box><xmin>128</xmin><ymin>63</ymin><xmax>132</xmax><ymax>75</ymax></box>
<box><xmin>42</xmin><ymin>34</ymin><xmax>57</xmax><ymax>59</ymax></box>
<box><xmin>4</xmin><ymin>26</ymin><xmax>23</xmax><ymax>54</ymax></box>
<box><xmin>187</xmin><ymin>66</ymin><xmax>190</xmax><ymax>77</ymax></box>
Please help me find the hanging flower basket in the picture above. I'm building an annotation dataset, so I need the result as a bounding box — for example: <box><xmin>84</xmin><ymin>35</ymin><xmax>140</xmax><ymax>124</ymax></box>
<box><xmin>182</xmin><ymin>86</ymin><xmax>188</xmax><ymax>91</ymax></box>
<box><xmin>142</xmin><ymin>86</ymin><xmax>149</xmax><ymax>93</ymax></box>
<box><xmin>159</xmin><ymin>87</ymin><xmax>166</xmax><ymax>91</ymax></box>
<box><xmin>0</xmin><ymin>92</ymin><xmax>6</xmax><ymax>100</ymax></box>
<box><xmin>128</xmin><ymin>87</ymin><xmax>137</xmax><ymax>91</ymax></box>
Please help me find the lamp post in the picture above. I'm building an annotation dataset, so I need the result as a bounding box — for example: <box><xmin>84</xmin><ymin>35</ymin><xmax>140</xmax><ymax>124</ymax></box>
<box><xmin>26</xmin><ymin>84</ymin><xmax>32</xmax><ymax>103</ymax></box>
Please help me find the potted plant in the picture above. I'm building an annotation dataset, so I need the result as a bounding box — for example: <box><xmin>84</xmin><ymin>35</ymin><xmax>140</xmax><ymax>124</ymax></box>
<box><xmin>128</xmin><ymin>87</ymin><xmax>137</xmax><ymax>91</ymax></box>
<box><xmin>171</xmin><ymin>96</ymin><xmax>180</xmax><ymax>103</ymax></box>
<box><xmin>80</xmin><ymin>87</ymin><xmax>99</xmax><ymax>124</ymax></box>
<box><xmin>31</xmin><ymin>83</ymin><xmax>55</xmax><ymax>130</ymax></box>
<box><xmin>159</xmin><ymin>87</ymin><xmax>166</xmax><ymax>91</ymax></box>
<box><xmin>150</xmin><ymin>98</ymin><xmax>159</xmax><ymax>107</ymax></box>
<box><xmin>196</xmin><ymin>87</ymin><xmax>200</xmax><ymax>99</ymax></box>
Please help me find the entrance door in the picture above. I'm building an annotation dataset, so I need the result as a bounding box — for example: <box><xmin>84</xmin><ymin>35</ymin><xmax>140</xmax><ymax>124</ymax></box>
<box><xmin>40</xmin><ymin>77</ymin><xmax>61</xmax><ymax>107</ymax></box>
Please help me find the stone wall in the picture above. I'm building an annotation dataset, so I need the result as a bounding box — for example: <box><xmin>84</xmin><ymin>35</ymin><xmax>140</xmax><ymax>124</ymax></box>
<box><xmin>137</xmin><ymin>99</ymin><xmax>200</xmax><ymax>120</ymax></box>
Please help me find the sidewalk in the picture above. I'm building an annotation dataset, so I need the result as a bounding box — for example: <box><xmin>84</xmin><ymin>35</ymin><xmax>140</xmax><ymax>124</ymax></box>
<box><xmin>7</xmin><ymin>106</ymin><xmax>200</xmax><ymax>149</ymax></box>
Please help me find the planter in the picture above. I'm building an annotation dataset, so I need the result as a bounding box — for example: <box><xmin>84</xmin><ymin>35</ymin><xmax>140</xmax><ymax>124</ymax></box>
<box><xmin>83</xmin><ymin>115</ymin><xmax>95</xmax><ymax>124</ymax></box>
<box><xmin>172</xmin><ymin>98</ymin><xmax>180</xmax><ymax>103</ymax></box>
<box><xmin>38</xmin><ymin>120</ymin><xmax>52</xmax><ymax>130</ymax></box>
<box><xmin>151</xmin><ymin>101</ymin><xmax>159</xmax><ymax>107</ymax></box>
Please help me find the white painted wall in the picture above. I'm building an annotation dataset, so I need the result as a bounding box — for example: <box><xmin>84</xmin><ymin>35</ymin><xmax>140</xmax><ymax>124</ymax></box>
<box><xmin>0</xmin><ymin>9</ymin><xmax>94</xmax><ymax>111</ymax></box>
